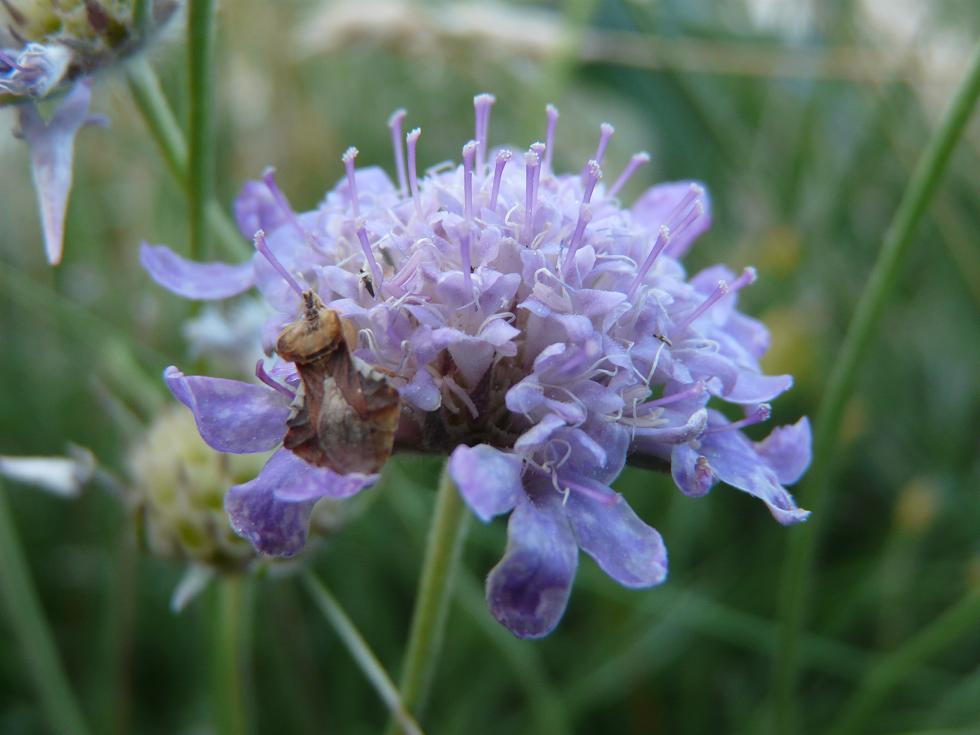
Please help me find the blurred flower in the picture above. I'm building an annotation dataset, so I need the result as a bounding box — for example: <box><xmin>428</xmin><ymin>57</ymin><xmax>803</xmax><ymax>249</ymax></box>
<box><xmin>0</xmin><ymin>446</ymin><xmax>95</xmax><ymax>498</ymax></box>
<box><xmin>144</xmin><ymin>95</ymin><xmax>811</xmax><ymax>637</ymax></box>
<box><xmin>181</xmin><ymin>298</ymin><xmax>273</xmax><ymax>377</ymax></box>
<box><xmin>2</xmin><ymin>0</ymin><xmax>180</xmax><ymax>264</ymax></box>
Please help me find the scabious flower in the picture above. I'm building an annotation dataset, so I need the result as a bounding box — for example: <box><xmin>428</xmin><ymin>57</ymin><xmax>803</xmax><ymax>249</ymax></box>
<box><xmin>2</xmin><ymin>0</ymin><xmax>180</xmax><ymax>264</ymax></box>
<box><xmin>143</xmin><ymin>94</ymin><xmax>812</xmax><ymax>637</ymax></box>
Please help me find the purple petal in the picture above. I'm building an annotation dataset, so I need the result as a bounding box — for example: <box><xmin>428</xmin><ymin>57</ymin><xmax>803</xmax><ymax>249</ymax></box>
<box><xmin>448</xmin><ymin>444</ymin><xmax>523</xmax><ymax>522</ymax></box>
<box><xmin>486</xmin><ymin>489</ymin><xmax>578</xmax><ymax>639</ymax></box>
<box><xmin>18</xmin><ymin>81</ymin><xmax>94</xmax><ymax>265</ymax></box>
<box><xmin>698</xmin><ymin>413</ymin><xmax>810</xmax><ymax>524</ymax></box>
<box><xmin>234</xmin><ymin>179</ymin><xmax>289</xmax><ymax>239</ymax></box>
<box><xmin>225</xmin><ymin>449</ymin><xmax>373</xmax><ymax>556</ymax></box>
<box><xmin>670</xmin><ymin>443</ymin><xmax>717</xmax><ymax>497</ymax></box>
<box><xmin>755</xmin><ymin>417</ymin><xmax>812</xmax><ymax>485</ymax></box>
<box><xmin>725</xmin><ymin>371</ymin><xmax>793</xmax><ymax>404</ymax></box>
<box><xmin>140</xmin><ymin>243</ymin><xmax>255</xmax><ymax>300</ymax></box>
<box><xmin>565</xmin><ymin>492</ymin><xmax>668</xmax><ymax>587</ymax></box>
<box><xmin>164</xmin><ymin>366</ymin><xmax>289</xmax><ymax>453</ymax></box>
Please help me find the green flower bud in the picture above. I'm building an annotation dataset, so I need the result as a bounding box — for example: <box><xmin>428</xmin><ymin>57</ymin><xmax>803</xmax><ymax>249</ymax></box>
<box><xmin>129</xmin><ymin>404</ymin><xmax>264</xmax><ymax>571</ymax></box>
<box><xmin>128</xmin><ymin>404</ymin><xmax>366</xmax><ymax>573</ymax></box>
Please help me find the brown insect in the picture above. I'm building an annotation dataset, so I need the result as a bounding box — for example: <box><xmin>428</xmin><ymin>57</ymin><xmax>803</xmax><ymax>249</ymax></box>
<box><xmin>276</xmin><ymin>290</ymin><xmax>401</xmax><ymax>475</ymax></box>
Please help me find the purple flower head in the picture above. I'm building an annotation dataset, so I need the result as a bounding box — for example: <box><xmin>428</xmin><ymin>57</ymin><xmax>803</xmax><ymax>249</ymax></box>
<box><xmin>144</xmin><ymin>94</ymin><xmax>811</xmax><ymax>637</ymax></box>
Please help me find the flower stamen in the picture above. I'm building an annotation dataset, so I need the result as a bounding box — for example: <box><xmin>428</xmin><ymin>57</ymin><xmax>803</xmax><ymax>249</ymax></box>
<box><xmin>582</xmin><ymin>159</ymin><xmax>602</xmax><ymax>204</ymax></box>
<box><xmin>676</xmin><ymin>280</ymin><xmax>730</xmax><ymax>331</ymax></box>
<box><xmin>543</xmin><ymin>104</ymin><xmax>559</xmax><ymax>170</ymax></box>
<box><xmin>461</xmin><ymin>141</ymin><xmax>477</xmax><ymax>298</ymax></box>
<box><xmin>593</xmin><ymin>122</ymin><xmax>615</xmax><ymax>165</ymax></box>
<box><xmin>387</xmin><ymin>108</ymin><xmax>408</xmax><ymax>194</ymax></box>
<box><xmin>562</xmin><ymin>203</ymin><xmax>593</xmax><ymax>278</ymax></box>
<box><xmin>628</xmin><ymin>225</ymin><xmax>671</xmax><ymax>299</ymax></box>
<box><xmin>253</xmin><ymin>230</ymin><xmax>303</xmax><ymax>296</ymax></box>
<box><xmin>342</xmin><ymin>146</ymin><xmax>361</xmax><ymax>218</ymax></box>
<box><xmin>609</xmin><ymin>152</ymin><xmax>651</xmax><ymax>198</ymax></box>
<box><xmin>489</xmin><ymin>149</ymin><xmax>511</xmax><ymax>211</ymax></box>
<box><xmin>473</xmin><ymin>93</ymin><xmax>496</xmax><ymax>173</ymax></box>
<box><xmin>705</xmin><ymin>404</ymin><xmax>772</xmax><ymax>434</ymax></box>
<box><xmin>406</xmin><ymin>127</ymin><xmax>422</xmax><ymax>217</ymax></box>
<box><xmin>523</xmin><ymin>147</ymin><xmax>542</xmax><ymax>246</ymax></box>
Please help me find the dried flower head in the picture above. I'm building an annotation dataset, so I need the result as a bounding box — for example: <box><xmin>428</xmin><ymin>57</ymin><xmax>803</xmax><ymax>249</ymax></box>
<box><xmin>143</xmin><ymin>94</ymin><xmax>811</xmax><ymax>637</ymax></box>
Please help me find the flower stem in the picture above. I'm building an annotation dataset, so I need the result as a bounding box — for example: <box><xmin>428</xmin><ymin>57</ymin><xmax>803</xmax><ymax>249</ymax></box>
<box><xmin>385</xmin><ymin>464</ymin><xmax>469</xmax><ymax>735</ymax></box>
<box><xmin>826</xmin><ymin>587</ymin><xmax>980</xmax><ymax>735</ymax></box>
<box><xmin>301</xmin><ymin>571</ymin><xmax>425</xmax><ymax>735</ymax></box>
<box><xmin>211</xmin><ymin>576</ymin><xmax>250</xmax><ymax>735</ymax></box>
<box><xmin>0</xmin><ymin>484</ymin><xmax>90</xmax><ymax>735</ymax></box>
<box><xmin>187</xmin><ymin>0</ymin><xmax>217</xmax><ymax>261</ymax></box>
<box><xmin>771</xmin><ymin>40</ymin><xmax>980</xmax><ymax>733</ymax></box>
<box><xmin>125</xmin><ymin>59</ymin><xmax>247</xmax><ymax>259</ymax></box>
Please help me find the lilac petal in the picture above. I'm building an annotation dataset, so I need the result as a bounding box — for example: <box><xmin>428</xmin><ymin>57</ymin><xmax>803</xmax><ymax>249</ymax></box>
<box><xmin>670</xmin><ymin>443</ymin><xmax>717</xmax><ymax>497</ymax></box>
<box><xmin>164</xmin><ymin>366</ymin><xmax>289</xmax><ymax>453</ymax></box>
<box><xmin>448</xmin><ymin>444</ymin><xmax>523</xmax><ymax>522</ymax></box>
<box><xmin>725</xmin><ymin>371</ymin><xmax>793</xmax><ymax>404</ymax></box>
<box><xmin>676</xmin><ymin>350</ymin><xmax>738</xmax><ymax>395</ymax></box>
<box><xmin>699</xmin><ymin>413</ymin><xmax>810</xmax><ymax>525</ymax></box>
<box><xmin>234</xmin><ymin>179</ymin><xmax>289</xmax><ymax>239</ymax></box>
<box><xmin>401</xmin><ymin>368</ymin><xmax>441</xmax><ymax>411</ymax></box>
<box><xmin>17</xmin><ymin>82</ymin><xmax>94</xmax><ymax>265</ymax></box>
<box><xmin>755</xmin><ymin>417</ymin><xmax>812</xmax><ymax>485</ymax></box>
<box><xmin>140</xmin><ymin>243</ymin><xmax>255</xmax><ymax>300</ymax></box>
<box><xmin>565</xmin><ymin>491</ymin><xmax>668</xmax><ymax>587</ymax></box>
<box><xmin>486</xmin><ymin>490</ymin><xmax>578</xmax><ymax>639</ymax></box>
<box><xmin>225</xmin><ymin>449</ymin><xmax>373</xmax><ymax>556</ymax></box>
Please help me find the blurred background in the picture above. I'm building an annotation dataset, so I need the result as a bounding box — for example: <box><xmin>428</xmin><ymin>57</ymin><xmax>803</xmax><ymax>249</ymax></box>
<box><xmin>1</xmin><ymin>0</ymin><xmax>978</xmax><ymax>733</ymax></box>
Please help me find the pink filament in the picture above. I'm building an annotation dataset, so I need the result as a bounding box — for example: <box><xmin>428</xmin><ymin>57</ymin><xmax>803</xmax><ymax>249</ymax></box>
<box><xmin>356</xmin><ymin>226</ymin><xmax>384</xmax><ymax>294</ymax></box>
<box><xmin>676</xmin><ymin>280</ymin><xmax>730</xmax><ymax>331</ymax></box>
<box><xmin>609</xmin><ymin>152</ymin><xmax>651</xmax><ymax>197</ymax></box>
<box><xmin>628</xmin><ymin>226</ymin><xmax>671</xmax><ymax>299</ymax></box>
<box><xmin>342</xmin><ymin>146</ymin><xmax>360</xmax><ymax>218</ymax></box>
<box><xmin>254</xmin><ymin>230</ymin><xmax>303</xmax><ymax>296</ymax></box>
<box><xmin>543</xmin><ymin>104</ymin><xmax>559</xmax><ymax>169</ymax></box>
<box><xmin>474</xmin><ymin>93</ymin><xmax>495</xmax><ymax>173</ymax></box>
<box><xmin>489</xmin><ymin>150</ymin><xmax>511</xmax><ymax>211</ymax></box>
<box><xmin>406</xmin><ymin>128</ymin><xmax>422</xmax><ymax>216</ymax></box>
<box><xmin>562</xmin><ymin>203</ymin><xmax>593</xmax><ymax>277</ymax></box>
<box><xmin>387</xmin><ymin>108</ymin><xmax>408</xmax><ymax>194</ymax></box>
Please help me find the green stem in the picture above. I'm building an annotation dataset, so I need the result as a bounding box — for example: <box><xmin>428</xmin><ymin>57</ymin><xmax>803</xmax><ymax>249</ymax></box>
<box><xmin>771</xmin><ymin>41</ymin><xmax>980</xmax><ymax>732</ymax></box>
<box><xmin>301</xmin><ymin>572</ymin><xmax>425</xmax><ymax>735</ymax></box>
<box><xmin>211</xmin><ymin>576</ymin><xmax>250</xmax><ymax>735</ymax></box>
<box><xmin>125</xmin><ymin>59</ymin><xmax>248</xmax><ymax>259</ymax></box>
<box><xmin>827</xmin><ymin>587</ymin><xmax>980</xmax><ymax>735</ymax></box>
<box><xmin>0</xmin><ymin>484</ymin><xmax>91</xmax><ymax>735</ymax></box>
<box><xmin>385</xmin><ymin>465</ymin><xmax>469</xmax><ymax>734</ymax></box>
<box><xmin>187</xmin><ymin>0</ymin><xmax>217</xmax><ymax>260</ymax></box>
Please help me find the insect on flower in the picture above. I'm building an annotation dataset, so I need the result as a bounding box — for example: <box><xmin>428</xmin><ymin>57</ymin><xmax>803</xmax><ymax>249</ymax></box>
<box><xmin>269</xmin><ymin>251</ymin><xmax>401</xmax><ymax>476</ymax></box>
<box><xmin>144</xmin><ymin>93</ymin><xmax>812</xmax><ymax>637</ymax></box>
